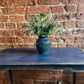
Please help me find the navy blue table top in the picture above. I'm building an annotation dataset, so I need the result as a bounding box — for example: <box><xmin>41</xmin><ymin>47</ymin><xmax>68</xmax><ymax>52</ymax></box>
<box><xmin>0</xmin><ymin>47</ymin><xmax>84</xmax><ymax>65</ymax></box>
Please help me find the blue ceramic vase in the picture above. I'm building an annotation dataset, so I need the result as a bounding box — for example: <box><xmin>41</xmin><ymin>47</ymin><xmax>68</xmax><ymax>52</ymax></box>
<box><xmin>36</xmin><ymin>37</ymin><xmax>51</xmax><ymax>54</ymax></box>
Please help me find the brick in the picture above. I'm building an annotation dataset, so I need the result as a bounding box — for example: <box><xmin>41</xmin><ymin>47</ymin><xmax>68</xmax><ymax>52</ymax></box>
<box><xmin>12</xmin><ymin>74</ymin><xmax>35</xmax><ymax>79</ymax></box>
<box><xmin>1</xmin><ymin>7</ymin><xmax>25</xmax><ymax>14</ymax></box>
<box><xmin>0</xmin><ymin>31</ymin><xmax>3</xmax><ymax>36</ymax></box>
<box><xmin>6</xmin><ymin>23</ymin><xmax>16</xmax><ymax>29</ymax></box>
<box><xmin>0</xmin><ymin>43</ymin><xmax>13</xmax><ymax>48</ymax></box>
<box><xmin>17</xmin><ymin>23</ymin><xmax>24</xmax><ymax>29</ymax></box>
<box><xmin>61</xmin><ymin>0</ymin><xmax>84</xmax><ymax>4</ymax></box>
<box><xmin>4</xmin><ymin>80</ymin><xmax>10</xmax><ymax>84</ymax></box>
<box><xmin>16</xmin><ymin>36</ymin><xmax>37</xmax><ymax>43</ymax></box>
<box><xmin>78</xmin><ymin>4</ymin><xmax>84</xmax><ymax>12</ymax></box>
<box><xmin>55</xmin><ymin>13</ymin><xmax>76</xmax><ymax>21</ymax></box>
<box><xmin>0</xmin><ymin>15</ymin><xmax>8</xmax><ymax>22</ymax></box>
<box><xmin>74</xmin><ymin>36</ymin><xmax>84</xmax><ymax>42</ymax></box>
<box><xmin>64</xmin><ymin>21</ymin><xmax>76</xmax><ymax>28</ymax></box>
<box><xmin>63</xmin><ymin>70</ymin><xmax>73</xmax><ymax>74</ymax></box>
<box><xmin>35</xmin><ymin>75</ymin><xmax>54</xmax><ymax>80</ymax></box>
<box><xmin>56</xmin><ymin>14</ymin><xmax>70</xmax><ymax>20</ymax></box>
<box><xmin>41</xmin><ymin>70</ymin><xmax>62</xmax><ymax>75</ymax></box>
<box><xmin>57</xmin><ymin>43</ymin><xmax>66</xmax><ymax>47</ymax></box>
<box><xmin>0</xmin><ymin>73</ymin><xmax>6</xmax><ymax>79</ymax></box>
<box><xmin>57</xmin><ymin>36</ymin><xmax>74</xmax><ymax>43</ymax></box>
<box><xmin>77</xmin><ymin>72</ymin><xmax>84</xmax><ymax>76</ymax></box>
<box><xmin>14</xmin><ymin>7</ymin><xmax>25</xmax><ymax>14</ymax></box>
<box><xmin>54</xmin><ymin>75</ymin><xmax>63</xmax><ymax>81</ymax></box>
<box><xmin>81</xmin><ymin>43</ymin><xmax>84</xmax><ymax>49</ymax></box>
<box><xmin>7</xmin><ymin>37</ymin><xmax>16</xmax><ymax>43</ymax></box>
<box><xmin>0</xmin><ymin>30</ymin><xmax>4</xmax><ymax>36</ymax></box>
<box><xmin>66</xmin><ymin>43</ymin><xmax>81</xmax><ymax>49</ymax></box>
<box><xmin>26</xmin><ymin>6</ymin><xmax>49</xmax><ymax>14</ymax></box>
<box><xmin>37</xmin><ymin>0</ymin><xmax>60</xmax><ymax>5</ymax></box>
<box><xmin>0</xmin><ymin>0</ymin><xmax>12</xmax><ymax>6</ymax></box>
<box><xmin>51</xmin><ymin>44</ymin><xmax>57</xmax><ymax>47</ymax></box>
<box><xmin>14</xmin><ymin>0</ymin><xmax>35</xmax><ymax>6</ymax></box>
<box><xmin>13</xmin><ymin>79</ymin><xmax>24</xmax><ymax>84</ymax></box>
<box><xmin>12</xmin><ymin>70</ymin><xmax>42</xmax><ymax>75</ymax></box>
<box><xmin>9</xmin><ymin>15</ymin><xmax>25</xmax><ymax>22</ymax></box>
<box><xmin>76</xmin><ymin>12</ymin><xmax>84</xmax><ymax>20</ymax></box>
<box><xmin>76</xmin><ymin>21</ymin><xmax>84</xmax><ymax>28</ymax></box>
<box><xmin>69</xmin><ymin>13</ymin><xmax>76</xmax><ymax>20</ymax></box>
<box><xmin>12</xmin><ymin>70</ymin><xmax>54</xmax><ymax>80</ymax></box>
<box><xmin>70</xmin><ymin>0</ymin><xmax>84</xmax><ymax>3</ymax></box>
<box><xmin>49</xmin><ymin>36</ymin><xmax>57</xmax><ymax>42</ymax></box>
<box><xmin>61</xmin><ymin>0</ymin><xmax>69</xmax><ymax>4</ymax></box>
<box><xmin>13</xmin><ymin>30</ymin><xmax>25</xmax><ymax>36</ymax></box>
<box><xmin>0</xmin><ymin>23</ymin><xmax>4</xmax><ymax>28</ymax></box>
<box><xmin>16</xmin><ymin>37</ymin><xmax>24</xmax><ymax>43</ymax></box>
<box><xmin>51</xmin><ymin>6</ymin><xmax>64</xmax><ymax>13</ymax></box>
<box><xmin>0</xmin><ymin>37</ymin><xmax>16</xmax><ymax>43</ymax></box>
<box><xmin>25</xmin><ymin>14</ymin><xmax>33</xmax><ymax>21</ymax></box>
<box><xmin>54</xmin><ymin>75</ymin><xmax>73</xmax><ymax>81</ymax></box>
<box><xmin>65</xmin><ymin>4</ymin><xmax>77</xmax><ymax>12</ymax></box>
<box><xmin>34</xmin><ymin>80</ymin><xmax>43</xmax><ymax>84</ymax></box>
<box><xmin>3</xmin><ymin>30</ymin><xmax>14</xmax><ymax>36</ymax></box>
<box><xmin>16</xmin><ymin>44</ymin><xmax>35</xmax><ymax>48</ymax></box>
<box><xmin>72</xmin><ymin>29</ymin><xmax>84</xmax><ymax>35</ymax></box>
<box><xmin>76</xmin><ymin>81</ymin><xmax>84</xmax><ymax>84</ymax></box>
<box><xmin>24</xmin><ymin>79</ymin><xmax>34</xmax><ymax>84</ymax></box>
<box><xmin>0</xmin><ymin>80</ymin><xmax>3</xmax><ymax>84</ymax></box>
<box><xmin>76</xmin><ymin>76</ymin><xmax>84</xmax><ymax>80</ymax></box>
<box><xmin>60</xmin><ymin>30</ymin><xmax>72</xmax><ymax>36</ymax></box>
<box><xmin>44</xmin><ymin>81</ymin><xmax>54</xmax><ymax>84</ymax></box>
<box><xmin>0</xmin><ymin>37</ymin><xmax>7</xmax><ymax>43</ymax></box>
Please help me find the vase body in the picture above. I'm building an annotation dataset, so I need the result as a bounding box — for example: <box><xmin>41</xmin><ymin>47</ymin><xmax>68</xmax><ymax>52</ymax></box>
<box><xmin>36</xmin><ymin>37</ymin><xmax>51</xmax><ymax>54</ymax></box>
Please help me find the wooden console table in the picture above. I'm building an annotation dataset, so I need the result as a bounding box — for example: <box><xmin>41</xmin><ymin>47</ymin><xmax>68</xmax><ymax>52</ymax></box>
<box><xmin>0</xmin><ymin>47</ymin><xmax>84</xmax><ymax>84</ymax></box>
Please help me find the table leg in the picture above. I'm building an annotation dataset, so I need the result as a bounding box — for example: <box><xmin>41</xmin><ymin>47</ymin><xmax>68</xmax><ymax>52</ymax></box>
<box><xmin>8</xmin><ymin>70</ymin><xmax>13</xmax><ymax>84</ymax></box>
<box><xmin>73</xmin><ymin>72</ymin><xmax>76</xmax><ymax>84</ymax></box>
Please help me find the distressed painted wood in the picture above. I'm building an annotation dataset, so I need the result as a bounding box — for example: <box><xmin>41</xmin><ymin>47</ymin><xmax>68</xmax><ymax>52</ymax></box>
<box><xmin>0</xmin><ymin>47</ymin><xmax>84</xmax><ymax>72</ymax></box>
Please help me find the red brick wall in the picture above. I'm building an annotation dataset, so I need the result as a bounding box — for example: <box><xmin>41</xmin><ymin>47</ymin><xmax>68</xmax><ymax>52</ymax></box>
<box><xmin>0</xmin><ymin>0</ymin><xmax>84</xmax><ymax>84</ymax></box>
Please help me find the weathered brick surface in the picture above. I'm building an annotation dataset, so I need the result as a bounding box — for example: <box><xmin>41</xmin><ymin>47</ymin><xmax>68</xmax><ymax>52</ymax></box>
<box><xmin>26</xmin><ymin>6</ymin><xmax>49</xmax><ymax>14</ymax></box>
<box><xmin>57</xmin><ymin>36</ymin><xmax>74</xmax><ymax>43</ymax></box>
<box><xmin>0</xmin><ymin>23</ymin><xmax>4</xmax><ymax>29</ymax></box>
<box><xmin>44</xmin><ymin>81</ymin><xmax>54</xmax><ymax>84</ymax></box>
<box><xmin>0</xmin><ymin>80</ymin><xmax>4</xmax><ymax>84</ymax></box>
<box><xmin>74</xmin><ymin>36</ymin><xmax>84</xmax><ymax>42</ymax></box>
<box><xmin>24</xmin><ymin>79</ymin><xmax>34</xmax><ymax>84</ymax></box>
<box><xmin>37</xmin><ymin>0</ymin><xmax>60</xmax><ymax>5</ymax></box>
<box><xmin>76</xmin><ymin>21</ymin><xmax>84</xmax><ymax>28</ymax></box>
<box><xmin>72</xmin><ymin>29</ymin><xmax>84</xmax><ymax>35</ymax></box>
<box><xmin>6</xmin><ymin>23</ymin><xmax>16</xmax><ymax>29</ymax></box>
<box><xmin>0</xmin><ymin>0</ymin><xmax>84</xmax><ymax>84</ymax></box>
<box><xmin>0</xmin><ymin>0</ymin><xmax>12</xmax><ymax>6</ymax></box>
<box><xmin>78</xmin><ymin>4</ymin><xmax>84</xmax><ymax>12</ymax></box>
<box><xmin>64</xmin><ymin>21</ymin><xmax>76</xmax><ymax>28</ymax></box>
<box><xmin>34</xmin><ymin>80</ymin><xmax>43</xmax><ymax>84</ymax></box>
<box><xmin>51</xmin><ymin>6</ymin><xmax>64</xmax><ymax>13</ymax></box>
<box><xmin>55</xmin><ymin>13</ymin><xmax>76</xmax><ymax>20</ymax></box>
<box><xmin>0</xmin><ymin>15</ymin><xmax>8</xmax><ymax>22</ymax></box>
<box><xmin>76</xmin><ymin>12</ymin><xmax>84</xmax><ymax>20</ymax></box>
<box><xmin>1</xmin><ymin>7</ymin><xmax>25</xmax><ymax>14</ymax></box>
<box><xmin>70</xmin><ymin>0</ymin><xmax>84</xmax><ymax>3</ymax></box>
<box><xmin>61</xmin><ymin>0</ymin><xmax>84</xmax><ymax>4</ymax></box>
<box><xmin>14</xmin><ymin>0</ymin><xmax>35</xmax><ymax>6</ymax></box>
<box><xmin>9</xmin><ymin>16</ymin><xmax>25</xmax><ymax>22</ymax></box>
<box><xmin>65</xmin><ymin>4</ymin><xmax>77</xmax><ymax>12</ymax></box>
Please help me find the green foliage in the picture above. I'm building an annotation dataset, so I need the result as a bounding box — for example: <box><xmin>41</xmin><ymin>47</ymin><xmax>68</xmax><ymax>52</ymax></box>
<box><xmin>21</xmin><ymin>13</ymin><xmax>64</xmax><ymax>37</ymax></box>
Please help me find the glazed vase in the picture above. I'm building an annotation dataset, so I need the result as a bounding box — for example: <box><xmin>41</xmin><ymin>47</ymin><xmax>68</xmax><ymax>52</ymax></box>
<box><xmin>36</xmin><ymin>37</ymin><xmax>51</xmax><ymax>54</ymax></box>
